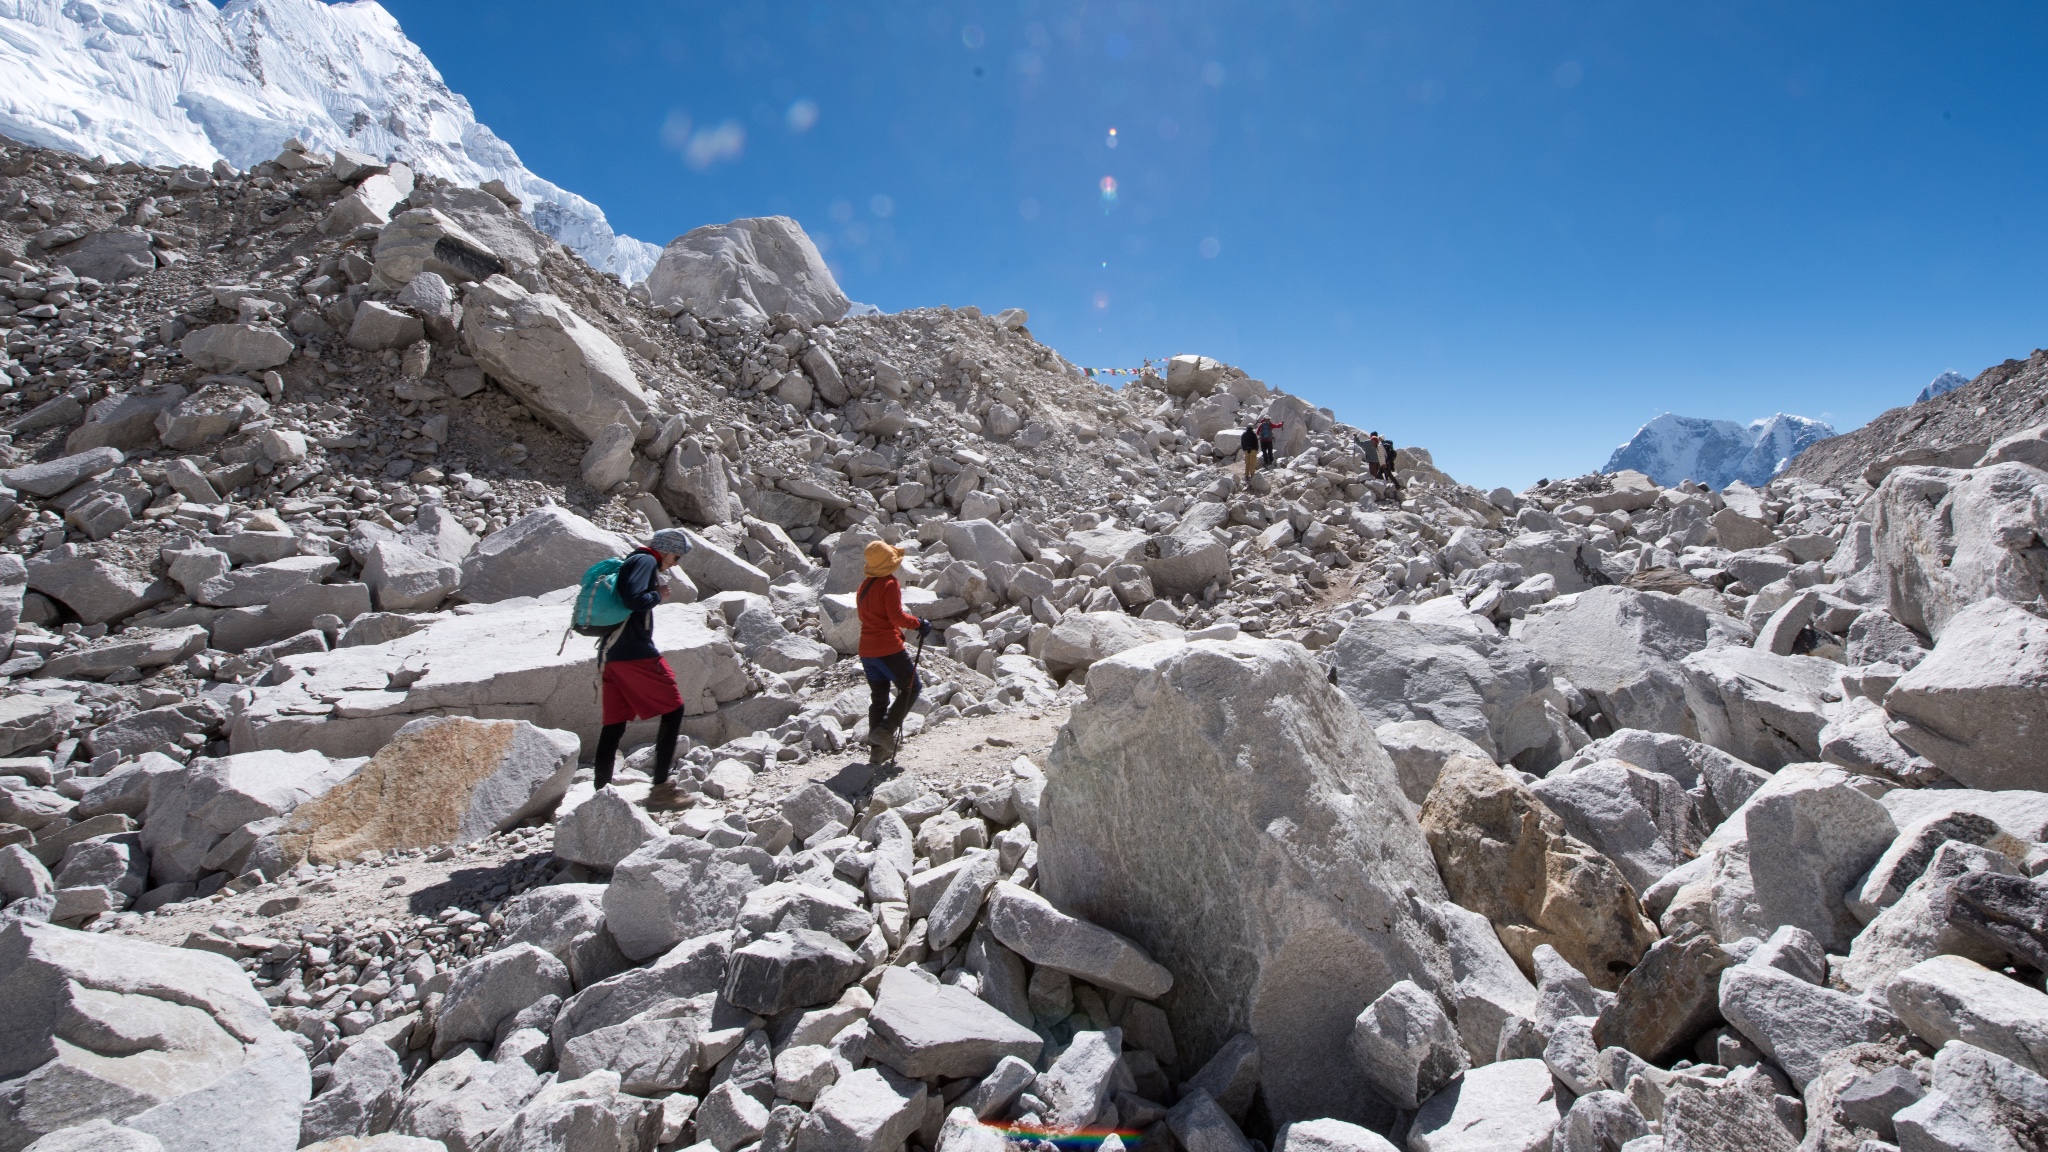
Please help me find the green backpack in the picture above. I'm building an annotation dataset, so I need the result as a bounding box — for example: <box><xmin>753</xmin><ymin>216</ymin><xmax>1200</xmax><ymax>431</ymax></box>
<box><xmin>571</xmin><ymin>556</ymin><xmax>632</xmax><ymax>636</ymax></box>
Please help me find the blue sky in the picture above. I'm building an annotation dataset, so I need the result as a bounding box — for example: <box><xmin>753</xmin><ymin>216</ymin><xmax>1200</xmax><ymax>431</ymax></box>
<box><xmin>379</xmin><ymin>1</ymin><xmax>2048</xmax><ymax>491</ymax></box>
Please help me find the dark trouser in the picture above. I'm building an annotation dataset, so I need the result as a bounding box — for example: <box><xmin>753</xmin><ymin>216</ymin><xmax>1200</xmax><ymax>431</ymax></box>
<box><xmin>593</xmin><ymin>706</ymin><xmax>683</xmax><ymax>789</ymax></box>
<box><xmin>1260</xmin><ymin>442</ymin><xmax>1275</xmax><ymax>466</ymax></box>
<box><xmin>863</xmin><ymin>651</ymin><xmax>920</xmax><ymax>733</ymax></box>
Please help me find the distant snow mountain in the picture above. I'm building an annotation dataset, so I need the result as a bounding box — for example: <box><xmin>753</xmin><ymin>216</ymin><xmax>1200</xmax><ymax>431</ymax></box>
<box><xmin>1915</xmin><ymin>370</ymin><xmax>1970</xmax><ymax>404</ymax></box>
<box><xmin>0</xmin><ymin>0</ymin><xmax>660</xmax><ymax>281</ymax></box>
<box><xmin>1604</xmin><ymin>412</ymin><xmax>1836</xmax><ymax>490</ymax></box>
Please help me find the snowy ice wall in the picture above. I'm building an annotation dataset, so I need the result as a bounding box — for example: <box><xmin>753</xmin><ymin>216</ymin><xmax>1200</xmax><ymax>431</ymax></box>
<box><xmin>0</xmin><ymin>0</ymin><xmax>660</xmax><ymax>281</ymax></box>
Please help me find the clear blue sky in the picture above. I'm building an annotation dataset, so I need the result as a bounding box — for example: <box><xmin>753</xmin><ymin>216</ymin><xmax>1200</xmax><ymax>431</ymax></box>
<box><xmin>378</xmin><ymin>1</ymin><xmax>2048</xmax><ymax>491</ymax></box>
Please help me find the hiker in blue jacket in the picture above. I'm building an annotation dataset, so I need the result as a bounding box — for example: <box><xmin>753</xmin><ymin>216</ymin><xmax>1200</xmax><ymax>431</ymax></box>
<box><xmin>592</xmin><ymin>528</ymin><xmax>693</xmax><ymax>796</ymax></box>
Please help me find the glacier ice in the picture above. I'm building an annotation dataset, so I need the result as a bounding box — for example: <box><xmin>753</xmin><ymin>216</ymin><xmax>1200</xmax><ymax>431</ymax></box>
<box><xmin>1603</xmin><ymin>412</ymin><xmax>1834</xmax><ymax>489</ymax></box>
<box><xmin>0</xmin><ymin>0</ymin><xmax>660</xmax><ymax>282</ymax></box>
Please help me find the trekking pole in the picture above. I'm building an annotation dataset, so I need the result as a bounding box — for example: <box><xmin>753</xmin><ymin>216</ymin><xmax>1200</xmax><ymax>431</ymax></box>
<box><xmin>914</xmin><ymin>629</ymin><xmax>928</xmax><ymax>671</ymax></box>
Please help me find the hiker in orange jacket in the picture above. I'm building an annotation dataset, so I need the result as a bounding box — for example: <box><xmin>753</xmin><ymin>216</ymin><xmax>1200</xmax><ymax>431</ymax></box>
<box><xmin>857</xmin><ymin>539</ymin><xmax>930</xmax><ymax>763</ymax></box>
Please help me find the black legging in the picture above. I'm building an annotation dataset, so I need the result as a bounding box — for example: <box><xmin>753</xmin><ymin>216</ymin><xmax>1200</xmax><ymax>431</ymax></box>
<box><xmin>866</xmin><ymin>650</ymin><xmax>921</xmax><ymax>734</ymax></box>
<box><xmin>593</xmin><ymin>706</ymin><xmax>683</xmax><ymax>789</ymax></box>
<box><xmin>1260</xmin><ymin>442</ymin><xmax>1276</xmax><ymax>467</ymax></box>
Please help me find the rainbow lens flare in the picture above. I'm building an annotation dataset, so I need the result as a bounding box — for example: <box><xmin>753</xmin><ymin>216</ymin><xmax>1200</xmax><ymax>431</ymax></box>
<box><xmin>1099</xmin><ymin>175</ymin><xmax>1118</xmax><ymax>203</ymax></box>
<box><xmin>990</xmin><ymin>1123</ymin><xmax>1151</xmax><ymax>1149</ymax></box>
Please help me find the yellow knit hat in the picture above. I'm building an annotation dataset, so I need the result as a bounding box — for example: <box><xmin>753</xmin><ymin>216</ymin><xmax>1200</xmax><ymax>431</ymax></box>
<box><xmin>864</xmin><ymin>540</ymin><xmax>905</xmax><ymax>577</ymax></box>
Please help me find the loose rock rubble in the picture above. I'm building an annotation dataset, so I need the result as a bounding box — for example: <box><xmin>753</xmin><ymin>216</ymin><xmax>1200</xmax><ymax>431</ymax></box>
<box><xmin>4</xmin><ymin>132</ymin><xmax>2048</xmax><ymax>1152</ymax></box>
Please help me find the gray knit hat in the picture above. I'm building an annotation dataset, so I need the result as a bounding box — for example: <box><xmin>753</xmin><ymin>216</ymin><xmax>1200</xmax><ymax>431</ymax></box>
<box><xmin>648</xmin><ymin>528</ymin><xmax>694</xmax><ymax>556</ymax></box>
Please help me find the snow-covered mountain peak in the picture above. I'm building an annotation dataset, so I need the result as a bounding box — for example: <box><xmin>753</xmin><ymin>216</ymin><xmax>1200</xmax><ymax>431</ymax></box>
<box><xmin>0</xmin><ymin>0</ymin><xmax>659</xmax><ymax>281</ymax></box>
<box><xmin>1603</xmin><ymin>410</ymin><xmax>1835</xmax><ymax>489</ymax></box>
<box><xmin>1915</xmin><ymin>370</ymin><xmax>1970</xmax><ymax>404</ymax></box>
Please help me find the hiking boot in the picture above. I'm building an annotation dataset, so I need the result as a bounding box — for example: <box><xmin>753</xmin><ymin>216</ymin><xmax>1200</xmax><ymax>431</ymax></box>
<box><xmin>867</xmin><ymin>727</ymin><xmax>898</xmax><ymax>765</ymax></box>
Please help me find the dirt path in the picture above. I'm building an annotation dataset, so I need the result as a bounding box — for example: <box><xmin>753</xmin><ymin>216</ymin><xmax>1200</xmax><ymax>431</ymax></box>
<box><xmin>113</xmin><ymin>702</ymin><xmax>1073</xmax><ymax>956</ymax></box>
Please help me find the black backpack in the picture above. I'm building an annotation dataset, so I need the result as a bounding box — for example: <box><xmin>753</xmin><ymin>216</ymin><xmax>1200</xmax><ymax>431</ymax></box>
<box><xmin>1240</xmin><ymin>428</ymin><xmax>1258</xmax><ymax>451</ymax></box>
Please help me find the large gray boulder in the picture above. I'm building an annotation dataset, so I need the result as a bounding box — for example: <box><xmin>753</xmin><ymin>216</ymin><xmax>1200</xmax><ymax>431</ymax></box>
<box><xmin>435</xmin><ymin>944</ymin><xmax>574</xmax><ymax>1055</ymax></box>
<box><xmin>1529</xmin><ymin>760</ymin><xmax>1706</xmax><ymax>892</ymax></box>
<box><xmin>458</xmin><ymin>507</ymin><xmax>628</xmax><ymax>604</ymax></box>
<box><xmin>3</xmin><ymin>448</ymin><xmax>124</xmax><ymax>499</ymax></box>
<box><xmin>411</xmin><ymin>187</ymin><xmax>545</xmax><ymax>281</ymax></box>
<box><xmin>723</xmin><ymin>929</ymin><xmax>864</xmax><ymax>1017</ymax></box>
<box><xmin>0</xmin><ymin>921</ymin><xmax>309</xmax><ymax>1152</ymax></box>
<box><xmin>644</xmin><ymin>216</ymin><xmax>849</xmax><ymax>326</ymax></box>
<box><xmin>139</xmin><ymin>749</ymin><xmax>354</xmax><ymax>887</ymax></box>
<box><xmin>552</xmin><ymin>788</ymin><xmax>663</xmax><ymax>871</ymax></box>
<box><xmin>461</xmin><ymin>275</ymin><xmax>655</xmax><ymax>442</ymax></box>
<box><xmin>179</xmin><ymin>323</ymin><xmax>293</xmax><ymax>374</ymax></box>
<box><xmin>298</xmin><ymin>1028</ymin><xmax>407</xmax><ymax>1143</ymax></box>
<box><xmin>1372</xmin><ymin>720</ymin><xmax>1492</xmax><ymax>808</ymax></box>
<box><xmin>1884</xmin><ymin>598</ymin><xmax>2048</xmax><ymax>790</ymax></box>
<box><xmin>1659</xmin><ymin>764</ymin><xmax>1896</xmax><ymax>952</ymax></box>
<box><xmin>1717</xmin><ymin>963</ymin><xmax>1904</xmax><ymax>1091</ymax></box>
<box><xmin>472</xmin><ymin>1070</ymin><xmax>660</xmax><ymax>1152</ymax></box>
<box><xmin>790</xmin><ymin>1066</ymin><xmax>927</xmax><ymax>1152</ymax></box>
<box><xmin>1406</xmin><ymin>1058</ymin><xmax>1561</xmax><ymax>1152</ymax></box>
<box><xmin>1349</xmin><ymin>979</ymin><xmax>1468</xmax><ymax>1111</ymax></box>
<box><xmin>603</xmin><ymin>837</ymin><xmax>776</xmax><ymax>960</ymax></box>
<box><xmin>230</xmin><ymin>603</ymin><xmax>747</xmax><ymax>758</ymax></box>
<box><xmin>1423</xmin><ymin>899</ymin><xmax>1537</xmax><ymax>1065</ymax></box>
<box><xmin>155</xmin><ymin>381</ymin><xmax>269</xmax><ymax>450</ymax></box>
<box><xmin>985</xmin><ymin>882</ymin><xmax>1172</xmax><ymax>998</ymax></box>
<box><xmin>659</xmin><ymin>437</ymin><xmax>737</xmax><ymax>525</ymax></box>
<box><xmin>554</xmin><ymin>1002</ymin><xmax>701</xmax><ymax>1095</ymax></box>
<box><xmin>863</xmin><ymin>968</ymin><xmax>1042</xmax><ymax>1080</ymax></box>
<box><xmin>550</xmin><ymin>932</ymin><xmax>731</xmax><ymax>1052</ymax></box>
<box><xmin>1839</xmin><ymin>840</ymin><xmax>2023</xmax><ymax>994</ymax></box>
<box><xmin>1870</xmin><ymin>462</ymin><xmax>2048</xmax><ymax>640</ymax></box>
<box><xmin>391</xmin><ymin>1048</ymin><xmax>544</xmax><ymax>1152</ymax></box>
<box><xmin>371</xmin><ymin>208</ymin><xmax>504</xmax><ymax>289</ymax></box>
<box><xmin>52</xmin><ymin>228</ymin><xmax>156</xmax><ymax>282</ymax></box>
<box><xmin>65</xmin><ymin>384</ymin><xmax>187</xmax><ymax>453</ymax></box>
<box><xmin>1512</xmin><ymin>587</ymin><xmax>1751</xmax><ymax>736</ymax></box>
<box><xmin>1144</xmin><ymin>520</ymin><xmax>1232</xmax><ymax>599</ymax></box>
<box><xmin>1330</xmin><ymin>619</ymin><xmax>1583</xmax><ymax>770</ymax></box>
<box><xmin>1679</xmin><ymin>647</ymin><xmax>1843</xmax><ymax>770</ymax></box>
<box><xmin>20</xmin><ymin>555</ymin><xmax>169</xmax><ymax>629</ymax></box>
<box><xmin>1037</xmin><ymin>638</ymin><xmax>1452</xmax><ymax>1126</ymax></box>
<box><xmin>497</xmin><ymin>883</ymin><xmax>630</xmax><ymax>990</ymax></box>
<box><xmin>362</xmin><ymin>539</ymin><xmax>460</xmax><ymax>613</ymax></box>
<box><xmin>1551</xmin><ymin>728</ymin><xmax>1769</xmax><ymax>828</ymax></box>
<box><xmin>1892</xmin><ymin>1039</ymin><xmax>2048</xmax><ymax>1152</ymax></box>
<box><xmin>1040</xmin><ymin>613</ymin><xmax>1183</xmax><ymax>677</ymax></box>
<box><xmin>1887</xmin><ymin>955</ymin><xmax>2048</xmax><ymax>1078</ymax></box>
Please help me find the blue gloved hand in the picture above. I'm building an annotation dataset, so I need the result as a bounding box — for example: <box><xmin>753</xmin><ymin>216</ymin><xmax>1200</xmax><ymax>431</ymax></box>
<box><xmin>918</xmin><ymin>619</ymin><xmax>933</xmax><ymax>638</ymax></box>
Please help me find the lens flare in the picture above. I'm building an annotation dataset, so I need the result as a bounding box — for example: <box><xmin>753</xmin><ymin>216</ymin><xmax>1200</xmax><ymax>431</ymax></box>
<box><xmin>1099</xmin><ymin>175</ymin><xmax>1117</xmax><ymax>203</ymax></box>
<box><xmin>1106</xmin><ymin>126</ymin><xmax>1118</xmax><ymax>149</ymax></box>
<box><xmin>992</xmin><ymin>1125</ymin><xmax>1146</xmax><ymax>1149</ymax></box>
<box><xmin>1093</xmin><ymin>290</ymin><xmax>1109</xmax><ymax>310</ymax></box>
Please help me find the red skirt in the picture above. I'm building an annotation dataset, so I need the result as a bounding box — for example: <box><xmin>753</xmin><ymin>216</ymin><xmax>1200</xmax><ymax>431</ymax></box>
<box><xmin>602</xmin><ymin>657</ymin><xmax>684</xmax><ymax>725</ymax></box>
